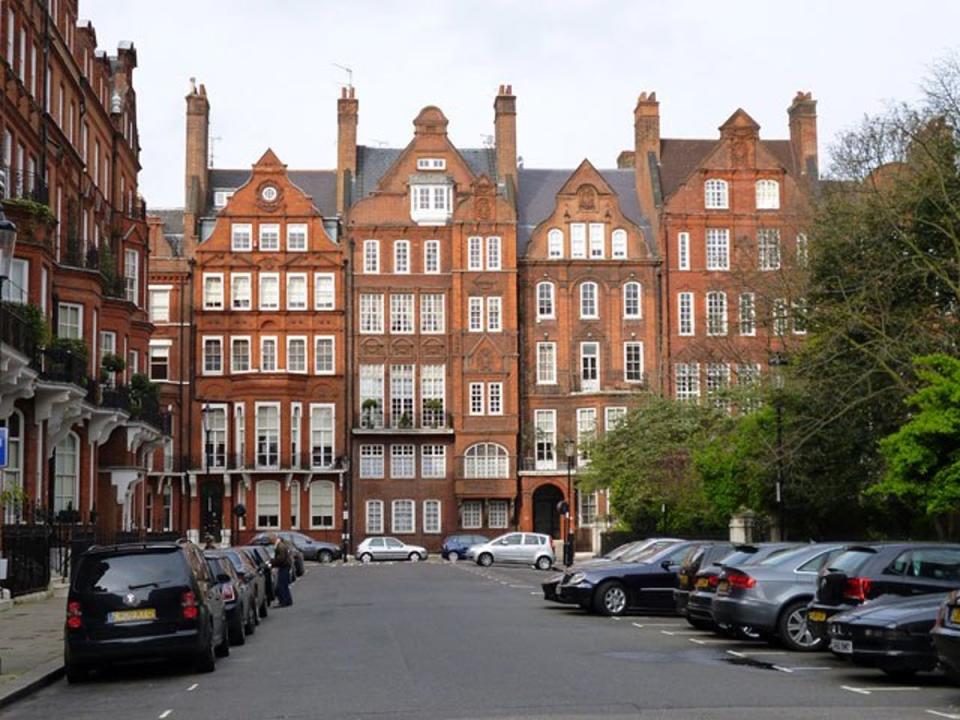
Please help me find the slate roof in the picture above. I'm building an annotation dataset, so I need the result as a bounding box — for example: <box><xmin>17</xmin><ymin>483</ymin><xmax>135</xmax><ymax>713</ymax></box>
<box><xmin>516</xmin><ymin>168</ymin><xmax>656</xmax><ymax>257</ymax></box>
<box><xmin>206</xmin><ymin>168</ymin><xmax>337</xmax><ymax>217</ymax></box>
<box><xmin>352</xmin><ymin>146</ymin><xmax>498</xmax><ymax>201</ymax></box>
<box><xmin>152</xmin><ymin>207</ymin><xmax>184</xmax><ymax>235</ymax></box>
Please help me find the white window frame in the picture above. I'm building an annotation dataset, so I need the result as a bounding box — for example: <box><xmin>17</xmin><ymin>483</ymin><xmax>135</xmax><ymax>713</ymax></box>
<box><xmin>231</xmin><ymin>273</ymin><xmax>252</xmax><ymax>311</ymax></box>
<box><xmin>360</xmin><ymin>445</ymin><xmax>385</xmax><ymax>479</ymax></box>
<box><xmin>287</xmin><ymin>223</ymin><xmax>308</xmax><ymax>252</ymax></box>
<box><xmin>310</xmin><ymin>481</ymin><xmax>336</xmax><ymax>529</ymax></box>
<box><xmin>286</xmin><ymin>336</ymin><xmax>308</xmax><ymax>374</ymax></box>
<box><xmin>57</xmin><ymin>302</ymin><xmax>83</xmax><ymax>340</ymax></box>
<box><xmin>547</xmin><ymin>228</ymin><xmax>564</xmax><ymax>259</ymax></box>
<box><xmin>536</xmin><ymin>342</ymin><xmax>557</xmax><ymax>385</ymax></box>
<box><xmin>359</xmin><ymin>293</ymin><xmax>384</xmax><ymax>334</ymax></box>
<box><xmin>231</xmin><ymin>336</ymin><xmax>252</xmax><ymax>373</ymax></box>
<box><xmin>605</xmin><ymin>406</ymin><xmax>627</xmax><ymax>431</ymax></box>
<box><xmin>678</xmin><ymin>232</ymin><xmax>690</xmax><ymax>271</ymax></box>
<box><xmin>706</xmin><ymin>291</ymin><xmax>728</xmax><ymax>336</ymax></box>
<box><xmin>309</xmin><ymin>403</ymin><xmax>336</xmax><ymax>469</ymax></box>
<box><xmin>254</xmin><ymin>402</ymin><xmax>281</xmax><ymax>469</ymax></box>
<box><xmin>231</xmin><ymin>223</ymin><xmax>252</xmax><ymax>252</ymax></box>
<box><xmin>623</xmin><ymin>282</ymin><xmax>642</xmax><ymax>319</ymax></box>
<box><xmin>704</xmin><ymin>178</ymin><xmax>729</xmax><ymax>209</ymax></box>
<box><xmin>420</xmin><ymin>293</ymin><xmax>445</xmax><ymax>334</ymax></box>
<box><xmin>258</xmin><ymin>273</ymin><xmax>280</xmax><ymax>311</ymax></box>
<box><xmin>314</xmin><ymin>273</ymin><xmax>335</xmax><ymax>310</ymax></box>
<box><xmin>537</xmin><ymin>281</ymin><xmax>555</xmax><ymax>320</ymax></box>
<box><xmin>758</xmin><ymin>229</ymin><xmax>782</xmax><ymax>271</ymax></box>
<box><xmin>390</xmin><ymin>293</ymin><xmax>415</xmax><ymax>334</ymax></box>
<box><xmin>260</xmin><ymin>336</ymin><xmax>278</xmax><ymax>372</ymax></box>
<box><xmin>755</xmin><ymin>179</ymin><xmax>780</xmax><ymax>210</ymax></box>
<box><xmin>314</xmin><ymin>336</ymin><xmax>335</xmax><ymax>375</ymax></box>
<box><xmin>391</xmin><ymin>499</ymin><xmax>415</xmax><ymax>534</ymax></box>
<box><xmin>611</xmin><ymin>229</ymin><xmax>628</xmax><ymax>259</ymax></box>
<box><xmin>580</xmin><ymin>282</ymin><xmax>598</xmax><ymax>319</ymax></box>
<box><xmin>468</xmin><ymin>296</ymin><xmax>483</xmax><ymax>332</ymax></box>
<box><xmin>202</xmin><ymin>273</ymin><xmax>224</xmax><ymax>310</ymax></box>
<box><xmin>391</xmin><ymin>444</ymin><xmax>416</xmax><ymax>479</ymax></box>
<box><xmin>393</xmin><ymin>239</ymin><xmax>410</xmax><ymax>274</ymax></box>
<box><xmin>488</xmin><ymin>500</ymin><xmax>509</xmax><ymax>529</ymax></box>
<box><xmin>421</xmin><ymin>445</ymin><xmax>446</xmax><ymax>478</ymax></box>
<box><xmin>286</xmin><ymin>273</ymin><xmax>308</xmax><ymax>311</ymax></box>
<box><xmin>486</xmin><ymin>236</ymin><xmax>501</xmax><ymax>271</ymax></box>
<box><xmin>423</xmin><ymin>500</ymin><xmax>441</xmax><ymax>534</ymax></box>
<box><xmin>202</xmin><ymin>336</ymin><xmax>223</xmax><ymax>376</ymax></box>
<box><xmin>255</xmin><ymin>480</ymin><xmax>281</xmax><ymax>529</ymax></box>
<box><xmin>468</xmin><ymin>236</ymin><xmax>483</xmax><ymax>271</ymax></box>
<box><xmin>290</xmin><ymin>479</ymin><xmax>301</xmax><ymax>528</ymax></box>
<box><xmin>739</xmin><ymin>293</ymin><xmax>756</xmax><ymax>337</ymax></box>
<box><xmin>462</xmin><ymin>500</ymin><xmax>482</xmax><ymax>530</ymax></box>
<box><xmin>624</xmin><ymin>342</ymin><xmax>644</xmax><ymax>383</ymax></box>
<box><xmin>202</xmin><ymin>403</ymin><xmax>228</xmax><ymax>469</ymax></box>
<box><xmin>469</xmin><ymin>382</ymin><xmax>485</xmax><ymax>416</ymax></box>
<box><xmin>258</xmin><ymin>223</ymin><xmax>280</xmax><ymax>251</ymax></box>
<box><xmin>366</xmin><ymin>499</ymin><xmax>384</xmax><ymax>534</ymax></box>
<box><xmin>463</xmin><ymin>443</ymin><xmax>509</xmax><ymax>479</ymax></box>
<box><xmin>678</xmin><ymin>292</ymin><xmax>694</xmax><ymax>336</ymax></box>
<box><xmin>363</xmin><ymin>239</ymin><xmax>380</xmax><ymax>274</ymax></box>
<box><xmin>486</xmin><ymin>296</ymin><xmax>502</xmax><ymax>332</ymax></box>
<box><xmin>675</xmin><ymin>363</ymin><xmax>701</xmax><ymax>401</ymax></box>
<box><xmin>588</xmin><ymin>223</ymin><xmax>605</xmax><ymax>259</ymax></box>
<box><xmin>424</xmin><ymin>239</ymin><xmax>440</xmax><ymax>273</ymax></box>
<box><xmin>570</xmin><ymin>223</ymin><xmax>587</xmax><ymax>258</ymax></box>
<box><xmin>705</xmin><ymin>228</ymin><xmax>730</xmax><ymax>271</ymax></box>
<box><xmin>488</xmin><ymin>382</ymin><xmax>503</xmax><ymax>416</ymax></box>
<box><xmin>580</xmin><ymin>341</ymin><xmax>600</xmax><ymax>392</ymax></box>
<box><xmin>534</xmin><ymin>409</ymin><xmax>556</xmax><ymax>470</ymax></box>
<box><xmin>124</xmin><ymin>249</ymin><xmax>139</xmax><ymax>305</ymax></box>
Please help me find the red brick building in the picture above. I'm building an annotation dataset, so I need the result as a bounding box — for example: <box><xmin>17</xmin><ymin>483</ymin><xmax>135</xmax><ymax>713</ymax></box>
<box><xmin>1</xmin><ymin>1</ymin><xmax>165</xmax><ymax>542</ymax></box>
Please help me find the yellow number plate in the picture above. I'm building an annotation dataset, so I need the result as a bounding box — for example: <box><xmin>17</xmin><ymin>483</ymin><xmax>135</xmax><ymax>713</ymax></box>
<box><xmin>696</xmin><ymin>578</ymin><xmax>709</xmax><ymax>589</ymax></box>
<box><xmin>807</xmin><ymin>610</ymin><xmax>827</xmax><ymax>623</ymax></box>
<box><xmin>679</xmin><ymin>576</ymin><xmax>689</xmax><ymax>589</ymax></box>
<box><xmin>108</xmin><ymin>608</ymin><xmax>157</xmax><ymax>623</ymax></box>
<box><xmin>951</xmin><ymin>608</ymin><xmax>960</xmax><ymax>625</ymax></box>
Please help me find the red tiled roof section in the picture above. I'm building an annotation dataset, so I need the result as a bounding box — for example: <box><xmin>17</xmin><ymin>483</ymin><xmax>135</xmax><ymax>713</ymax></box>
<box><xmin>656</xmin><ymin>138</ymin><xmax>800</xmax><ymax>200</ymax></box>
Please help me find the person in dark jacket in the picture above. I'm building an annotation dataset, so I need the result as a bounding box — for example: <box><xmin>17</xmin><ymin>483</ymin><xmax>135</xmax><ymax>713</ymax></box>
<box><xmin>272</xmin><ymin>534</ymin><xmax>293</xmax><ymax>607</ymax></box>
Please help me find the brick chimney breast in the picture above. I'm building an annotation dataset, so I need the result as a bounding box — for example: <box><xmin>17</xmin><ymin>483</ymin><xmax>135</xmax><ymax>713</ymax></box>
<box><xmin>788</xmin><ymin>91</ymin><xmax>818</xmax><ymax>178</ymax></box>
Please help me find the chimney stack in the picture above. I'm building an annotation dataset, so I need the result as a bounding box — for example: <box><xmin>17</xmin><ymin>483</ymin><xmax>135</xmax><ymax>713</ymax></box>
<box><xmin>494</xmin><ymin>84</ymin><xmax>517</xmax><ymax>196</ymax></box>
<box><xmin>183</xmin><ymin>78</ymin><xmax>209</xmax><ymax>257</ymax></box>
<box><xmin>337</xmin><ymin>85</ymin><xmax>358</xmax><ymax>215</ymax></box>
<box><xmin>633</xmin><ymin>92</ymin><xmax>661</xmax><ymax>232</ymax></box>
<box><xmin>788</xmin><ymin>91</ymin><xmax>818</xmax><ymax>179</ymax></box>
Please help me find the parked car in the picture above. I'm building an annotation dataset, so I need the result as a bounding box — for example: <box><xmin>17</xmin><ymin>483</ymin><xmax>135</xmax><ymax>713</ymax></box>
<box><xmin>441</xmin><ymin>534</ymin><xmax>490</xmax><ymax>561</ymax></box>
<box><xmin>466</xmin><ymin>532</ymin><xmax>554</xmax><ymax>570</ymax></box>
<box><xmin>807</xmin><ymin>543</ymin><xmax>960</xmax><ymax>644</ymax></box>
<box><xmin>240</xmin><ymin>546</ymin><xmax>276</xmax><ymax>610</ymax></box>
<box><xmin>932</xmin><ymin>589</ymin><xmax>960</xmax><ymax>681</ymax></box>
<box><xmin>205</xmin><ymin>552</ymin><xmax>256</xmax><ymax>646</ymax></box>
<box><xmin>544</xmin><ymin>538</ymin><xmax>683</xmax><ymax>603</ymax></box>
<box><xmin>685</xmin><ymin>543</ymin><xmax>798</xmax><ymax>631</ymax></box>
<box><xmin>711</xmin><ymin>543</ymin><xmax>845</xmax><ymax>651</ymax></box>
<box><xmin>251</xmin><ymin>531</ymin><xmax>341</xmax><ymax>564</ymax></box>
<box><xmin>217</xmin><ymin>547</ymin><xmax>266</xmax><ymax>624</ymax></box>
<box><xmin>828</xmin><ymin>593</ymin><xmax>945</xmax><ymax>678</ymax></box>
<box><xmin>555</xmin><ymin>541</ymin><xmax>701</xmax><ymax>616</ymax></box>
<box><xmin>64</xmin><ymin>541</ymin><xmax>229</xmax><ymax>682</ymax></box>
<box><xmin>355</xmin><ymin>537</ymin><xmax>428</xmax><ymax>562</ymax></box>
<box><xmin>674</xmin><ymin>542</ymin><xmax>734</xmax><ymax>619</ymax></box>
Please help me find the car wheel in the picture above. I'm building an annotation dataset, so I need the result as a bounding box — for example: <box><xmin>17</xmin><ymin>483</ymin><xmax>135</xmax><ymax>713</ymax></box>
<box><xmin>245</xmin><ymin>605</ymin><xmax>257</xmax><ymax>635</ymax></box>
<box><xmin>194</xmin><ymin>627</ymin><xmax>217</xmax><ymax>673</ymax></box>
<box><xmin>535</xmin><ymin>556</ymin><xmax>553</xmax><ymax>571</ymax></box>
<box><xmin>409</xmin><ymin>552</ymin><xmax>421</xmax><ymax>562</ymax></box>
<box><xmin>882</xmin><ymin>668</ymin><xmax>918</xmax><ymax>680</ymax></box>
<box><xmin>65</xmin><ymin>661</ymin><xmax>88</xmax><ymax>684</ymax></box>
<box><xmin>259</xmin><ymin>599</ymin><xmax>269</xmax><ymax>619</ymax></box>
<box><xmin>448</xmin><ymin>552</ymin><xmax>458</xmax><ymax>562</ymax></box>
<box><xmin>477</xmin><ymin>553</ymin><xmax>493</xmax><ymax>567</ymax></box>
<box><xmin>594</xmin><ymin>581</ymin><xmax>628</xmax><ymax>616</ymax></box>
<box><xmin>686</xmin><ymin>616</ymin><xmax>715</xmax><ymax>631</ymax></box>
<box><xmin>318</xmin><ymin>550</ymin><xmax>334</xmax><ymax>564</ymax></box>
<box><xmin>777</xmin><ymin>600</ymin><xmax>823</xmax><ymax>652</ymax></box>
<box><xmin>359</xmin><ymin>553</ymin><xmax>373</xmax><ymax>564</ymax></box>
<box><xmin>229</xmin><ymin>610</ymin><xmax>246</xmax><ymax>646</ymax></box>
<box><xmin>215</xmin><ymin>616</ymin><xmax>231</xmax><ymax>657</ymax></box>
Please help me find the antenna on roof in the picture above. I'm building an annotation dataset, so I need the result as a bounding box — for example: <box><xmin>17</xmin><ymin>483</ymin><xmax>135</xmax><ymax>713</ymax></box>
<box><xmin>209</xmin><ymin>134</ymin><xmax>222</xmax><ymax>168</ymax></box>
<box><xmin>480</xmin><ymin>134</ymin><xmax>494</xmax><ymax>148</ymax></box>
<box><xmin>332</xmin><ymin>63</ymin><xmax>353</xmax><ymax>90</ymax></box>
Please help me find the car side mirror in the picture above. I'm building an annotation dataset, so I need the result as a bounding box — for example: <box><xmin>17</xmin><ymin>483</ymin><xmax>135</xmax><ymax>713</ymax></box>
<box><xmin>661</xmin><ymin>560</ymin><xmax>675</xmax><ymax>571</ymax></box>
<box><xmin>217</xmin><ymin>573</ymin><xmax>231</xmax><ymax>583</ymax></box>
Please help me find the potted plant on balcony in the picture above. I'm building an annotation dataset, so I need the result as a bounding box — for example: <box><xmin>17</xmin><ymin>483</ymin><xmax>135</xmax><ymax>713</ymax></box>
<box><xmin>423</xmin><ymin>398</ymin><xmax>444</xmax><ymax>428</ymax></box>
<box><xmin>101</xmin><ymin>352</ymin><xmax>125</xmax><ymax>375</ymax></box>
<box><xmin>398</xmin><ymin>411</ymin><xmax>413</xmax><ymax>429</ymax></box>
<box><xmin>361</xmin><ymin>399</ymin><xmax>381</xmax><ymax>428</ymax></box>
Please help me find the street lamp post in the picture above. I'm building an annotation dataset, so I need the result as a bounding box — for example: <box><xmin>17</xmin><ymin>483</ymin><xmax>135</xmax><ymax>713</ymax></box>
<box><xmin>563</xmin><ymin>438</ymin><xmax>576</xmax><ymax>567</ymax></box>
<box><xmin>768</xmin><ymin>351</ymin><xmax>789</xmax><ymax>540</ymax></box>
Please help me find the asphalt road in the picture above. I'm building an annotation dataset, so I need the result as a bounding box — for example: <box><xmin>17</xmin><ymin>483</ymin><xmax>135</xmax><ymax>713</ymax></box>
<box><xmin>5</xmin><ymin>560</ymin><xmax>960</xmax><ymax>720</ymax></box>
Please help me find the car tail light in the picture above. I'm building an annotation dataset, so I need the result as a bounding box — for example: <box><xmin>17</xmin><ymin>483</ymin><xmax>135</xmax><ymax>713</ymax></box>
<box><xmin>66</xmin><ymin>600</ymin><xmax>82</xmax><ymax>629</ymax></box>
<box><xmin>843</xmin><ymin>577</ymin><xmax>873</xmax><ymax>602</ymax></box>
<box><xmin>181</xmin><ymin>591</ymin><xmax>199</xmax><ymax>620</ymax></box>
<box><xmin>727</xmin><ymin>572</ymin><xmax>756</xmax><ymax>590</ymax></box>
<box><xmin>221</xmin><ymin>583</ymin><xmax>236</xmax><ymax>602</ymax></box>
<box><xmin>708</xmin><ymin>575</ymin><xmax>720</xmax><ymax>588</ymax></box>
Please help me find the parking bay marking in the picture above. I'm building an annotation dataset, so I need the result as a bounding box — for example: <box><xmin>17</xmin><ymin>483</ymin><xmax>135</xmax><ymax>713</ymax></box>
<box><xmin>926</xmin><ymin>711</ymin><xmax>960</xmax><ymax>719</ymax></box>
<box><xmin>632</xmin><ymin>622</ymin><xmax>685</xmax><ymax>629</ymax></box>
<box><xmin>726</xmin><ymin>650</ymin><xmax>787</xmax><ymax>658</ymax></box>
<box><xmin>186</xmin><ymin>683</ymin><xmax>198</xmax><ymax>692</ymax></box>
<box><xmin>159</xmin><ymin>711</ymin><xmax>173</xmax><ymax>719</ymax></box>
<box><xmin>661</xmin><ymin>630</ymin><xmax>712</xmax><ymax>636</ymax></box>
<box><xmin>841</xmin><ymin>685</ymin><xmax>922</xmax><ymax>696</ymax></box>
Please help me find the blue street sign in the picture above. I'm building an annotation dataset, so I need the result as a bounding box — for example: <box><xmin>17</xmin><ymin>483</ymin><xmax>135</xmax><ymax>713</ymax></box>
<box><xmin>0</xmin><ymin>427</ymin><xmax>7</xmax><ymax>468</ymax></box>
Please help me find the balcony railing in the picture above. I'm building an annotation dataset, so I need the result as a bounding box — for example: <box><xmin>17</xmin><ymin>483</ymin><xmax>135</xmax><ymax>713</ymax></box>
<box><xmin>0</xmin><ymin>303</ymin><xmax>39</xmax><ymax>361</ymax></box>
<box><xmin>63</xmin><ymin>238</ymin><xmax>101</xmax><ymax>270</ymax></box>
<box><xmin>356</xmin><ymin>407</ymin><xmax>452</xmax><ymax>431</ymax></box>
<box><xmin>1</xmin><ymin>165</ymin><xmax>48</xmax><ymax>204</ymax></box>
<box><xmin>40</xmin><ymin>347</ymin><xmax>88</xmax><ymax>386</ymax></box>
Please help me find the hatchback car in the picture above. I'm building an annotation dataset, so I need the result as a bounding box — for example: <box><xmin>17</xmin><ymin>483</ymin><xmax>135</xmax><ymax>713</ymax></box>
<box><xmin>64</xmin><ymin>541</ymin><xmax>229</xmax><ymax>682</ymax></box>
<box><xmin>216</xmin><ymin>548</ymin><xmax>266</xmax><ymax>625</ymax></box>
<box><xmin>467</xmin><ymin>532</ymin><xmax>554</xmax><ymax>570</ymax></box>
<box><xmin>807</xmin><ymin>543</ymin><xmax>960</xmax><ymax>644</ymax></box>
<box><xmin>711</xmin><ymin>543</ymin><xmax>845</xmax><ymax>651</ymax></box>
<box><xmin>557</xmin><ymin>541</ymin><xmax>700</xmax><ymax>616</ymax></box>
<box><xmin>205</xmin><ymin>553</ymin><xmax>256</xmax><ymax>646</ymax></box>
<box><xmin>240</xmin><ymin>546</ymin><xmax>276</xmax><ymax>610</ymax></box>
<box><xmin>356</xmin><ymin>537</ymin><xmax>428</xmax><ymax>562</ymax></box>
<box><xmin>829</xmin><ymin>593</ymin><xmax>945</xmax><ymax>678</ymax></box>
<box><xmin>251</xmin><ymin>531</ymin><xmax>341</xmax><ymax>564</ymax></box>
<box><xmin>441</xmin><ymin>534</ymin><xmax>489</xmax><ymax>561</ymax></box>
<box><xmin>674</xmin><ymin>542</ymin><xmax>734</xmax><ymax>618</ymax></box>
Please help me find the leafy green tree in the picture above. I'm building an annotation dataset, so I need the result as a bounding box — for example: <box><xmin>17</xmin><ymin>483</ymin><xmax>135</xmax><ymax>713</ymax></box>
<box><xmin>874</xmin><ymin>354</ymin><xmax>960</xmax><ymax>538</ymax></box>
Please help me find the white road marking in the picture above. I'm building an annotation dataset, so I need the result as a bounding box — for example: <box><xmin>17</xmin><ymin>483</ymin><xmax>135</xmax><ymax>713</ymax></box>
<box><xmin>726</xmin><ymin>650</ymin><xmax>786</xmax><ymax>656</ymax></box>
<box><xmin>842</xmin><ymin>685</ymin><xmax>921</xmax><ymax>695</ymax></box>
<box><xmin>689</xmin><ymin>638</ymin><xmax>737</xmax><ymax>645</ymax></box>
<box><xmin>772</xmin><ymin>665</ymin><xmax>794</xmax><ymax>673</ymax></box>
<box><xmin>530</xmin><ymin>591</ymin><xmax>541</xmax><ymax>595</ymax></box>
<box><xmin>632</xmin><ymin>622</ymin><xmax>684</xmax><ymax>628</ymax></box>
<box><xmin>787</xmin><ymin>667</ymin><xmax>833</xmax><ymax>671</ymax></box>
<box><xmin>841</xmin><ymin>686</ymin><xmax>872</xmax><ymax>696</ymax></box>
<box><xmin>187</xmin><ymin>683</ymin><xmax>198</xmax><ymax>691</ymax></box>
<box><xmin>159</xmin><ymin>711</ymin><xmax>173</xmax><ymax>719</ymax></box>
<box><xmin>661</xmin><ymin>630</ymin><xmax>709</xmax><ymax>636</ymax></box>
<box><xmin>926</xmin><ymin>711</ymin><xmax>960</xmax><ymax>719</ymax></box>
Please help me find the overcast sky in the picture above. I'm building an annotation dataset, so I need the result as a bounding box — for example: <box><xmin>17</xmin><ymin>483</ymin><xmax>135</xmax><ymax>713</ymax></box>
<box><xmin>84</xmin><ymin>0</ymin><xmax>960</xmax><ymax>208</ymax></box>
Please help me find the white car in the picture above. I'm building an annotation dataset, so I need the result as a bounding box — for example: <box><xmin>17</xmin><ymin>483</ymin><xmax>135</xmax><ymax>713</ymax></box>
<box><xmin>355</xmin><ymin>537</ymin><xmax>427</xmax><ymax>563</ymax></box>
<box><xmin>466</xmin><ymin>532</ymin><xmax>555</xmax><ymax>570</ymax></box>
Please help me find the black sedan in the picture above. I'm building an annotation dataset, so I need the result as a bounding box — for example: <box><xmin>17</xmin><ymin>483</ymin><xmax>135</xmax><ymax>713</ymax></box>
<box><xmin>807</xmin><ymin>543</ymin><xmax>960</xmax><ymax>644</ymax></box>
<box><xmin>674</xmin><ymin>541</ymin><xmax>734</xmax><ymax>618</ymax></box>
<box><xmin>555</xmin><ymin>541</ymin><xmax>699</xmax><ymax>616</ymax></box>
<box><xmin>828</xmin><ymin>593</ymin><xmax>946</xmax><ymax>678</ymax></box>
<box><xmin>931</xmin><ymin>590</ymin><xmax>960</xmax><ymax>681</ymax></box>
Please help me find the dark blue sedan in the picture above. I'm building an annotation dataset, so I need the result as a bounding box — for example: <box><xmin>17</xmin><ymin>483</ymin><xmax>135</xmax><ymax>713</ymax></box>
<box><xmin>442</xmin><ymin>534</ymin><xmax>489</xmax><ymax>560</ymax></box>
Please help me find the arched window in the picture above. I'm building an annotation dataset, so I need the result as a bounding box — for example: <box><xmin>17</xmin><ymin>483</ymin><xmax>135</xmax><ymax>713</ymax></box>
<box><xmin>755</xmin><ymin>179</ymin><xmax>780</xmax><ymax>209</ymax></box>
<box><xmin>704</xmin><ymin>179</ymin><xmax>729</xmax><ymax>209</ymax></box>
<box><xmin>611</xmin><ymin>229</ymin><xmax>628</xmax><ymax>259</ymax></box>
<box><xmin>547</xmin><ymin>229</ymin><xmax>564</xmax><ymax>259</ymax></box>
<box><xmin>310</xmin><ymin>481</ymin><xmax>335</xmax><ymax>529</ymax></box>
<box><xmin>580</xmin><ymin>281</ymin><xmax>598</xmax><ymax>319</ymax></box>
<box><xmin>256</xmin><ymin>479</ymin><xmax>280</xmax><ymax>529</ymax></box>
<box><xmin>54</xmin><ymin>432</ymin><xmax>79</xmax><ymax>515</ymax></box>
<box><xmin>1</xmin><ymin>410</ymin><xmax>24</xmax><ymax>524</ymax></box>
<box><xmin>464</xmin><ymin>443</ymin><xmax>509</xmax><ymax>478</ymax></box>
<box><xmin>623</xmin><ymin>282</ymin><xmax>642</xmax><ymax>319</ymax></box>
<box><xmin>536</xmin><ymin>281</ymin><xmax>555</xmax><ymax>319</ymax></box>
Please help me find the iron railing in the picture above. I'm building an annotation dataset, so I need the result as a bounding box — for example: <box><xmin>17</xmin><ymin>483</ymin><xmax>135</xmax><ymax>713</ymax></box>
<box><xmin>0</xmin><ymin>165</ymin><xmax>48</xmax><ymax>204</ymax></box>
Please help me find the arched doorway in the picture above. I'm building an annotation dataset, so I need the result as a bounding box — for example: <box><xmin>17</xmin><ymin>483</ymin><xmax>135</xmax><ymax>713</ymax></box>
<box><xmin>532</xmin><ymin>484</ymin><xmax>563</xmax><ymax>538</ymax></box>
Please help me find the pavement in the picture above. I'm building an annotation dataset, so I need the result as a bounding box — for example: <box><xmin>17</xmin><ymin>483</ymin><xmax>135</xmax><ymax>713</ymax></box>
<box><xmin>0</xmin><ymin>587</ymin><xmax>66</xmax><ymax>710</ymax></box>
<box><xmin>3</xmin><ymin>560</ymin><xmax>960</xmax><ymax>719</ymax></box>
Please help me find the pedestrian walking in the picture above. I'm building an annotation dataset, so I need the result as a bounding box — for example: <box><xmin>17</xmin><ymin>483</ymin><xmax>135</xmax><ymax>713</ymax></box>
<box><xmin>273</xmin><ymin>534</ymin><xmax>293</xmax><ymax>607</ymax></box>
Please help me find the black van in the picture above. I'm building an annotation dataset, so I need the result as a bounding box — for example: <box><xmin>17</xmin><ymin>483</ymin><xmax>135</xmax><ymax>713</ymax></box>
<box><xmin>64</xmin><ymin>541</ymin><xmax>229</xmax><ymax>682</ymax></box>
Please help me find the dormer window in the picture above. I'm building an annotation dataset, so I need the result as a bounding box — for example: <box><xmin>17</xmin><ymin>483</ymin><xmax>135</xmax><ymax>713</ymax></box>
<box><xmin>416</xmin><ymin>158</ymin><xmax>446</xmax><ymax>171</ymax></box>
<box><xmin>410</xmin><ymin>182</ymin><xmax>453</xmax><ymax>226</ymax></box>
<box><xmin>213</xmin><ymin>190</ymin><xmax>235</xmax><ymax>208</ymax></box>
<box><xmin>704</xmin><ymin>179</ymin><xmax>729</xmax><ymax>210</ymax></box>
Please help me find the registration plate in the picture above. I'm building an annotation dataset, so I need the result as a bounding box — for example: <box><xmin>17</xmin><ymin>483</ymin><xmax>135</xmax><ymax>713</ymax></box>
<box><xmin>108</xmin><ymin>608</ymin><xmax>156</xmax><ymax>623</ymax></box>
<box><xmin>951</xmin><ymin>608</ymin><xmax>960</xmax><ymax>625</ymax></box>
<box><xmin>717</xmin><ymin>580</ymin><xmax>730</xmax><ymax>594</ymax></box>
<box><xmin>830</xmin><ymin>639</ymin><xmax>853</xmax><ymax>654</ymax></box>
<box><xmin>696</xmin><ymin>578</ymin><xmax>710</xmax><ymax>589</ymax></box>
<box><xmin>807</xmin><ymin>610</ymin><xmax>827</xmax><ymax>623</ymax></box>
<box><xmin>679</xmin><ymin>576</ymin><xmax>689</xmax><ymax>589</ymax></box>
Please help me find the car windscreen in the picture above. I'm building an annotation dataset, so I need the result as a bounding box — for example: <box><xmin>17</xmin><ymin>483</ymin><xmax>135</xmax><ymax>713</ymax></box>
<box><xmin>604</xmin><ymin>542</ymin><xmax>639</xmax><ymax>560</ymax></box>
<box><xmin>76</xmin><ymin>551</ymin><xmax>186</xmax><ymax>593</ymax></box>
<box><xmin>623</xmin><ymin>541</ymin><xmax>676</xmax><ymax>562</ymax></box>
<box><xmin>827</xmin><ymin>548</ymin><xmax>877</xmax><ymax>574</ymax></box>
<box><xmin>713</xmin><ymin>550</ymin><xmax>756</xmax><ymax>568</ymax></box>
<box><xmin>756</xmin><ymin>546</ymin><xmax>817</xmax><ymax>566</ymax></box>
<box><xmin>222</xmin><ymin>551</ymin><xmax>249</xmax><ymax>573</ymax></box>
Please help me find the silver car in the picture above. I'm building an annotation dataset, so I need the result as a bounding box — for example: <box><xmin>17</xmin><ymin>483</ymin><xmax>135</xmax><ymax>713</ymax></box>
<box><xmin>467</xmin><ymin>532</ymin><xmax>554</xmax><ymax>570</ymax></box>
<box><xmin>711</xmin><ymin>542</ymin><xmax>845</xmax><ymax>651</ymax></box>
<box><xmin>355</xmin><ymin>537</ymin><xmax>428</xmax><ymax>563</ymax></box>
